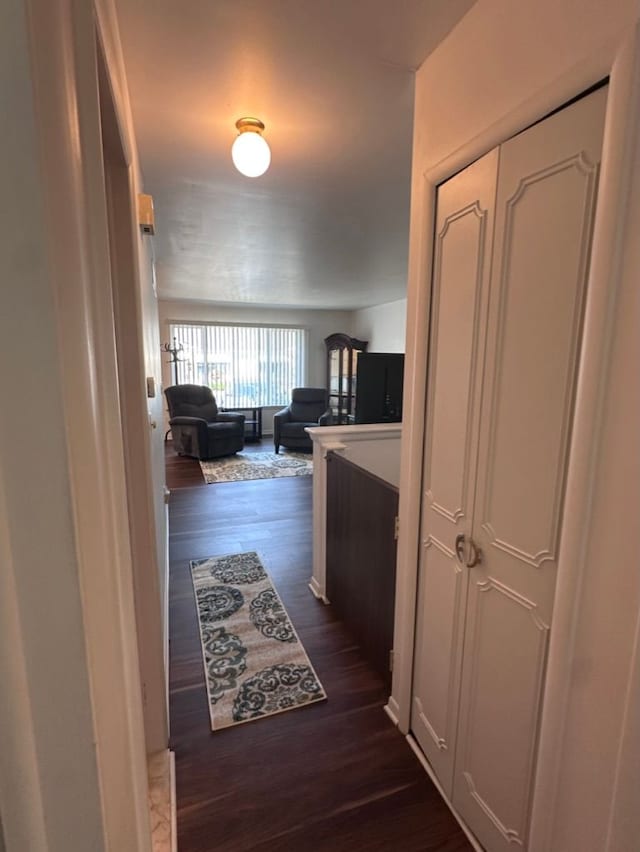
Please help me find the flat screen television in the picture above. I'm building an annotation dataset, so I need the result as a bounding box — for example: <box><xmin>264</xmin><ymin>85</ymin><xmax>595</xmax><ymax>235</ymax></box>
<box><xmin>354</xmin><ymin>352</ymin><xmax>404</xmax><ymax>424</ymax></box>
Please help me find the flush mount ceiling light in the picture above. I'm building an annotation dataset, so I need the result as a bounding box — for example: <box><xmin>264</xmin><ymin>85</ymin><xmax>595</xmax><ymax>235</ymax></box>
<box><xmin>231</xmin><ymin>117</ymin><xmax>271</xmax><ymax>178</ymax></box>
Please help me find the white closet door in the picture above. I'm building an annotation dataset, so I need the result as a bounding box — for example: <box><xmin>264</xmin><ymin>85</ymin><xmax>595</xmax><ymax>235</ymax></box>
<box><xmin>452</xmin><ymin>86</ymin><xmax>607</xmax><ymax>851</ymax></box>
<box><xmin>411</xmin><ymin>149</ymin><xmax>498</xmax><ymax>793</ymax></box>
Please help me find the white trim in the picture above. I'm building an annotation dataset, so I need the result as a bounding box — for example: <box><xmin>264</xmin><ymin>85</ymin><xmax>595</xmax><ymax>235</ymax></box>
<box><xmin>308</xmin><ymin>576</ymin><xmax>330</xmax><ymax>604</ymax></box>
<box><xmin>307</xmin><ymin>423</ymin><xmax>403</xmax><ymax>442</ymax></box>
<box><xmin>529</xmin><ymin>24</ymin><xmax>640</xmax><ymax>851</ymax></box>
<box><xmin>383</xmin><ymin>697</ymin><xmax>401</xmax><ymax>727</ymax></box>
<box><xmin>390</xmin><ymin>172</ymin><xmax>435</xmax><ymax>733</ymax></box>
<box><xmin>169</xmin><ymin>751</ymin><xmax>177</xmax><ymax>852</ymax></box>
<box><xmin>14</xmin><ymin>0</ymin><xmax>158</xmax><ymax>847</ymax></box>
<box><xmin>96</xmin><ymin>0</ymin><xmax>169</xmax><ymax>755</ymax></box>
<box><xmin>391</xmin><ymin>18</ymin><xmax>640</xmax><ymax>852</ymax></box>
<box><xmin>99</xmin><ymin>54</ymin><xmax>168</xmax><ymax>754</ymax></box>
<box><xmin>405</xmin><ymin>735</ymin><xmax>484</xmax><ymax>852</ymax></box>
<box><xmin>164</xmin><ymin>492</ymin><xmax>171</xmax><ymax>728</ymax></box>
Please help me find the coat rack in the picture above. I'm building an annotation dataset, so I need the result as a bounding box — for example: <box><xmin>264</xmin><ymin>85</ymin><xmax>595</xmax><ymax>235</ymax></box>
<box><xmin>161</xmin><ymin>336</ymin><xmax>184</xmax><ymax>385</ymax></box>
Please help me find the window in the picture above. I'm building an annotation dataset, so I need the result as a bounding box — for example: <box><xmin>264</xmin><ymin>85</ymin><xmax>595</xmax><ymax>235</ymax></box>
<box><xmin>169</xmin><ymin>323</ymin><xmax>307</xmax><ymax>408</ymax></box>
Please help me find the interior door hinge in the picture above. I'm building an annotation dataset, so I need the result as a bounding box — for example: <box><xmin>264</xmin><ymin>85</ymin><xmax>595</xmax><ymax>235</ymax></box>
<box><xmin>389</xmin><ymin>649</ymin><xmax>395</xmax><ymax>672</ymax></box>
<box><xmin>394</xmin><ymin>515</ymin><xmax>399</xmax><ymax>540</ymax></box>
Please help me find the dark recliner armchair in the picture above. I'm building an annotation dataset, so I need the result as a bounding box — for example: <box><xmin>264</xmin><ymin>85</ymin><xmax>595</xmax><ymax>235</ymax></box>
<box><xmin>273</xmin><ymin>387</ymin><xmax>332</xmax><ymax>454</ymax></box>
<box><xmin>164</xmin><ymin>385</ymin><xmax>245</xmax><ymax>460</ymax></box>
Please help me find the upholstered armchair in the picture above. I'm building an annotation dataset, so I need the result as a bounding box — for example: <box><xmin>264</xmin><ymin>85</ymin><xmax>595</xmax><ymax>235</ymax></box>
<box><xmin>164</xmin><ymin>385</ymin><xmax>245</xmax><ymax>459</ymax></box>
<box><xmin>273</xmin><ymin>387</ymin><xmax>332</xmax><ymax>454</ymax></box>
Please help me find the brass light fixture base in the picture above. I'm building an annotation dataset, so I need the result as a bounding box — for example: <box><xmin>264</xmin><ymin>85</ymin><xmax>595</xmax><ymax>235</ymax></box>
<box><xmin>235</xmin><ymin>117</ymin><xmax>265</xmax><ymax>134</ymax></box>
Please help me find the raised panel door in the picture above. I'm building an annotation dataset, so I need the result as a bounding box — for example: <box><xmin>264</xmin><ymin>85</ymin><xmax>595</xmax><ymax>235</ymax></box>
<box><xmin>411</xmin><ymin>149</ymin><xmax>498</xmax><ymax>793</ymax></box>
<box><xmin>452</xmin><ymin>86</ymin><xmax>607</xmax><ymax>852</ymax></box>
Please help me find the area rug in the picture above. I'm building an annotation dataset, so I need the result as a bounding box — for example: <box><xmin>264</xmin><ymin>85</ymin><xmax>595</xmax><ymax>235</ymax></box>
<box><xmin>190</xmin><ymin>551</ymin><xmax>326</xmax><ymax>731</ymax></box>
<box><xmin>199</xmin><ymin>451</ymin><xmax>312</xmax><ymax>484</ymax></box>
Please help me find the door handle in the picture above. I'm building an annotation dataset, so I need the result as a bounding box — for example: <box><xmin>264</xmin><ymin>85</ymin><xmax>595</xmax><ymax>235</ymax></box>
<box><xmin>455</xmin><ymin>533</ymin><xmax>482</xmax><ymax>568</ymax></box>
<box><xmin>466</xmin><ymin>538</ymin><xmax>482</xmax><ymax>567</ymax></box>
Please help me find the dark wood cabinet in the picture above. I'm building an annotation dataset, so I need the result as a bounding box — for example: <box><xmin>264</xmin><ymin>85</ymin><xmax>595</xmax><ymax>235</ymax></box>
<box><xmin>326</xmin><ymin>451</ymin><xmax>398</xmax><ymax>689</ymax></box>
<box><xmin>324</xmin><ymin>333</ymin><xmax>368</xmax><ymax>425</ymax></box>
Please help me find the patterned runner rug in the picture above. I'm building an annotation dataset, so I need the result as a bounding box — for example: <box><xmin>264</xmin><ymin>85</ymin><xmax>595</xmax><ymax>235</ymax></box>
<box><xmin>199</xmin><ymin>451</ymin><xmax>312</xmax><ymax>483</ymax></box>
<box><xmin>191</xmin><ymin>552</ymin><xmax>326</xmax><ymax>730</ymax></box>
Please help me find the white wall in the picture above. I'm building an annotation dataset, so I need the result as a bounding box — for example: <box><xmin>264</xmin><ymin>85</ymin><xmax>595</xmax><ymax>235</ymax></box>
<box><xmin>0</xmin><ymin>1</ymin><xmax>113</xmax><ymax>847</ymax></box>
<box><xmin>351</xmin><ymin>298</ymin><xmax>407</xmax><ymax>353</ymax></box>
<box><xmin>413</xmin><ymin>0</ymin><xmax>637</xmax><ymax>170</ymax></box>
<box><xmin>0</xmin><ymin>0</ymin><xmax>114</xmax><ymax>852</ymax></box>
<box><xmin>0</xmin><ymin>0</ymin><xmax>165</xmax><ymax>848</ymax></box>
<box><xmin>396</xmin><ymin>2</ymin><xmax>640</xmax><ymax>851</ymax></box>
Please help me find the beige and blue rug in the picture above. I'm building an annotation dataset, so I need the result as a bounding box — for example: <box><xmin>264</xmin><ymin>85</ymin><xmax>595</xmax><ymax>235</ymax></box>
<box><xmin>199</xmin><ymin>451</ymin><xmax>312</xmax><ymax>484</ymax></box>
<box><xmin>191</xmin><ymin>552</ymin><xmax>326</xmax><ymax>730</ymax></box>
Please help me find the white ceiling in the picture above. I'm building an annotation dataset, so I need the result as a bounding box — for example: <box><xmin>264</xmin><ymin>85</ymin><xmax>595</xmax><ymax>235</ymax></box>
<box><xmin>116</xmin><ymin>0</ymin><xmax>474</xmax><ymax>310</ymax></box>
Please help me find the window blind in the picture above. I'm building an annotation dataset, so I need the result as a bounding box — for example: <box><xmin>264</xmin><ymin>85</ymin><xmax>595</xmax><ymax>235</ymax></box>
<box><xmin>169</xmin><ymin>323</ymin><xmax>306</xmax><ymax>408</ymax></box>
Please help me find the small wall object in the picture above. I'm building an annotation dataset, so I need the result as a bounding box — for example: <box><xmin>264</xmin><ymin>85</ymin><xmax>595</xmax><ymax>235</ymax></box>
<box><xmin>138</xmin><ymin>193</ymin><xmax>155</xmax><ymax>234</ymax></box>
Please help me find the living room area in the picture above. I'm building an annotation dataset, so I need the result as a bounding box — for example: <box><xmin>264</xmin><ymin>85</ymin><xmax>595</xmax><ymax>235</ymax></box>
<box><xmin>158</xmin><ymin>298</ymin><xmax>407</xmax><ymax>446</ymax></box>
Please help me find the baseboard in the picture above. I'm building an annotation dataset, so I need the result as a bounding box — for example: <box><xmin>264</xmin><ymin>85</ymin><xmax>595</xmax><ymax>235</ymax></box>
<box><xmin>169</xmin><ymin>750</ymin><xmax>177</xmax><ymax>852</ymax></box>
<box><xmin>384</xmin><ymin>695</ymin><xmax>401</xmax><ymax>726</ymax></box>
<box><xmin>308</xmin><ymin>576</ymin><xmax>330</xmax><ymax>604</ymax></box>
<box><xmin>163</xmin><ymin>494</ymin><xmax>170</xmax><ymax>731</ymax></box>
<box><xmin>405</xmin><ymin>734</ymin><xmax>483</xmax><ymax>852</ymax></box>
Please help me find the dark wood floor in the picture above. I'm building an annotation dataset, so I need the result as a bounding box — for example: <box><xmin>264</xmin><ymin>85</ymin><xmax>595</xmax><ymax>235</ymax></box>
<box><xmin>166</xmin><ymin>442</ymin><xmax>472</xmax><ymax>852</ymax></box>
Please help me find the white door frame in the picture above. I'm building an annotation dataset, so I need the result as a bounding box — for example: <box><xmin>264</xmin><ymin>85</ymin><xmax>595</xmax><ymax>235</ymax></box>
<box><xmin>1</xmin><ymin>0</ymin><xmax>162</xmax><ymax>848</ymax></box>
<box><xmin>97</xmin><ymin>28</ymin><xmax>169</xmax><ymax>756</ymax></box>
<box><xmin>389</xmin><ymin>21</ymin><xmax>640</xmax><ymax>852</ymax></box>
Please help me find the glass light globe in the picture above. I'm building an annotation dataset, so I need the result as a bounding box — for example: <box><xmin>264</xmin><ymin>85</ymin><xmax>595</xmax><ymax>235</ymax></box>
<box><xmin>231</xmin><ymin>131</ymin><xmax>271</xmax><ymax>178</ymax></box>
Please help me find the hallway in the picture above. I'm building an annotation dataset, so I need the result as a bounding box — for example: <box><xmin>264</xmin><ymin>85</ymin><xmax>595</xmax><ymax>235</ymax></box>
<box><xmin>166</xmin><ymin>448</ymin><xmax>471</xmax><ymax>851</ymax></box>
